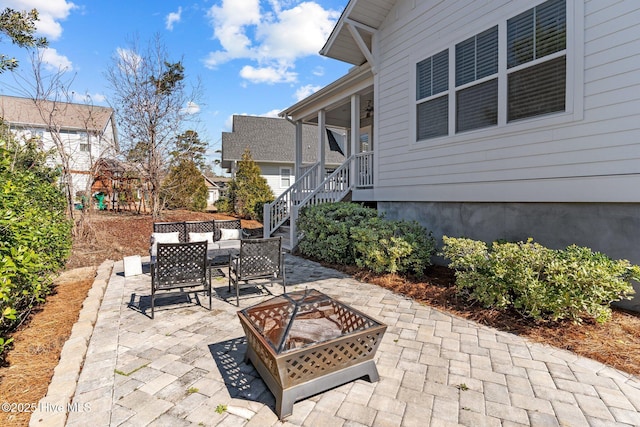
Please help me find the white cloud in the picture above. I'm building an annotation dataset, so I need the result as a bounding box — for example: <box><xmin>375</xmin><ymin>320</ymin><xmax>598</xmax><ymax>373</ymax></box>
<box><xmin>115</xmin><ymin>47</ymin><xmax>142</xmax><ymax>73</ymax></box>
<box><xmin>255</xmin><ymin>2</ymin><xmax>338</xmax><ymax>62</ymax></box>
<box><xmin>40</xmin><ymin>47</ymin><xmax>72</xmax><ymax>71</ymax></box>
<box><xmin>312</xmin><ymin>66</ymin><xmax>325</xmax><ymax>76</ymax></box>
<box><xmin>294</xmin><ymin>84</ymin><xmax>321</xmax><ymax>101</ymax></box>
<box><xmin>240</xmin><ymin>64</ymin><xmax>296</xmax><ymax>84</ymax></box>
<box><xmin>72</xmin><ymin>92</ymin><xmax>106</xmax><ymax>104</ymax></box>
<box><xmin>261</xmin><ymin>109</ymin><xmax>281</xmax><ymax>118</ymax></box>
<box><xmin>165</xmin><ymin>7</ymin><xmax>182</xmax><ymax>31</ymax></box>
<box><xmin>4</xmin><ymin>0</ymin><xmax>77</xmax><ymax>40</ymax></box>
<box><xmin>182</xmin><ymin>101</ymin><xmax>200</xmax><ymax>115</ymax></box>
<box><xmin>205</xmin><ymin>1</ymin><xmax>340</xmax><ymax>84</ymax></box>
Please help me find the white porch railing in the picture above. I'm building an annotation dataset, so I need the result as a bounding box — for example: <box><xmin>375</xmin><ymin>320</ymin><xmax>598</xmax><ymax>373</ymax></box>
<box><xmin>263</xmin><ymin>151</ymin><xmax>374</xmax><ymax>249</ymax></box>
<box><xmin>355</xmin><ymin>151</ymin><xmax>373</xmax><ymax>188</ymax></box>
<box><xmin>263</xmin><ymin>162</ymin><xmax>321</xmax><ymax>238</ymax></box>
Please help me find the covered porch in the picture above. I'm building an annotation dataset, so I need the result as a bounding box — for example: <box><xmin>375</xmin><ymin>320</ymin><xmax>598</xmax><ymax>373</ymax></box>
<box><xmin>263</xmin><ymin>64</ymin><xmax>375</xmax><ymax>249</ymax></box>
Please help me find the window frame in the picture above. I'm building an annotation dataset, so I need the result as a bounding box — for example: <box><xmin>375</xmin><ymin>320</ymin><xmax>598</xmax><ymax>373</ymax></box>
<box><xmin>410</xmin><ymin>0</ymin><xmax>583</xmax><ymax>150</ymax></box>
<box><xmin>279</xmin><ymin>167</ymin><xmax>291</xmax><ymax>188</ymax></box>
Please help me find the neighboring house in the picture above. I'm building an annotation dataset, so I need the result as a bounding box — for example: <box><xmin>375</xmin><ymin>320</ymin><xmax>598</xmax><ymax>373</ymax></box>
<box><xmin>203</xmin><ymin>174</ymin><xmax>230</xmax><ymax>210</ymax></box>
<box><xmin>0</xmin><ymin>95</ymin><xmax>118</xmax><ymax>198</ymax></box>
<box><xmin>221</xmin><ymin>115</ymin><xmax>346</xmax><ymax>197</ymax></box>
<box><xmin>271</xmin><ymin>0</ymin><xmax>640</xmax><ymax>311</ymax></box>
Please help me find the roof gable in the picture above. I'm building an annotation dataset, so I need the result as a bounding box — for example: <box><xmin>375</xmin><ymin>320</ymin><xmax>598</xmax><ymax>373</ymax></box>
<box><xmin>221</xmin><ymin>115</ymin><xmax>345</xmax><ymax>169</ymax></box>
<box><xmin>320</xmin><ymin>0</ymin><xmax>396</xmax><ymax>65</ymax></box>
<box><xmin>0</xmin><ymin>95</ymin><xmax>114</xmax><ymax>134</ymax></box>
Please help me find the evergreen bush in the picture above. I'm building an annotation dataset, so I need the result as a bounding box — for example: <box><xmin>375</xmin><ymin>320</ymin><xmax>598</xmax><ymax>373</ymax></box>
<box><xmin>441</xmin><ymin>236</ymin><xmax>639</xmax><ymax>323</ymax></box>
<box><xmin>297</xmin><ymin>202</ymin><xmax>378</xmax><ymax>264</ymax></box>
<box><xmin>351</xmin><ymin>217</ymin><xmax>435</xmax><ymax>276</ymax></box>
<box><xmin>297</xmin><ymin>202</ymin><xmax>435</xmax><ymax>275</ymax></box>
<box><xmin>225</xmin><ymin>149</ymin><xmax>273</xmax><ymax>221</ymax></box>
<box><xmin>0</xmin><ymin>133</ymin><xmax>72</xmax><ymax>360</ymax></box>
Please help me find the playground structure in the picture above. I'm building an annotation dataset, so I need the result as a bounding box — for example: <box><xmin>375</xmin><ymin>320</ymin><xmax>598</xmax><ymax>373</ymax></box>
<box><xmin>90</xmin><ymin>158</ymin><xmax>151</xmax><ymax>213</ymax></box>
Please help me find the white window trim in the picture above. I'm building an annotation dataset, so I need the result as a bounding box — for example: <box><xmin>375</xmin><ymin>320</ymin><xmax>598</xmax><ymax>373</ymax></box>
<box><xmin>409</xmin><ymin>0</ymin><xmax>584</xmax><ymax>151</ymax></box>
<box><xmin>279</xmin><ymin>166</ymin><xmax>292</xmax><ymax>188</ymax></box>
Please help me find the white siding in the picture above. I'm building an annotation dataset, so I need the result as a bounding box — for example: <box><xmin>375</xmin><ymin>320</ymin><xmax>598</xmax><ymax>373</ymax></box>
<box><xmin>259</xmin><ymin>163</ymin><xmax>295</xmax><ymax>198</ymax></box>
<box><xmin>373</xmin><ymin>0</ymin><xmax>640</xmax><ymax>202</ymax></box>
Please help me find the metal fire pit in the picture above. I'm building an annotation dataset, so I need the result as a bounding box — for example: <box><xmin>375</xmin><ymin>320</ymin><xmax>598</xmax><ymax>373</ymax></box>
<box><xmin>237</xmin><ymin>289</ymin><xmax>387</xmax><ymax>419</ymax></box>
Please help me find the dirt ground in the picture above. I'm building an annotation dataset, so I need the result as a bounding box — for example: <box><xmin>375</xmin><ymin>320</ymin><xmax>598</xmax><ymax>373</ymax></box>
<box><xmin>1</xmin><ymin>210</ymin><xmax>639</xmax><ymax>426</ymax></box>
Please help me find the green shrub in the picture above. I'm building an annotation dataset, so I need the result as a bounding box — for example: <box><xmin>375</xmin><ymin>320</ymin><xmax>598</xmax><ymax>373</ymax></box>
<box><xmin>297</xmin><ymin>202</ymin><xmax>436</xmax><ymax>275</ymax></box>
<box><xmin>296</xmin><ymin>202</ymin><xmax>378</xmax><ymax>264</ymax></box>
<box><xmin>226</xmin><ymin>149</ymin><xmax>274</xmax><ymax>220</ymax></box>
<box><xmin>441</xmin><ymin>236</ymin><xmax>639</xmax><ymax>323</ymax></box>
<box><xmin>351</xmin><ymin>217</ymin><xmax>435</xmax><ymax>276</ymax></box>
<box><xmin>0</xmin><ymin>136</ymin><xmax>72</xmax><ymax>360</ymax></box>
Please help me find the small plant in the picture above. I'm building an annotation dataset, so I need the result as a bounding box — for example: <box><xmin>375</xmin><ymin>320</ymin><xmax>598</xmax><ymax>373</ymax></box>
<box><xmin>456</xmin><ymin>383</ymin><xmax>469</xmax><ymax>391</ymax></box>
<box><xmin>351</xmin><ymin>217</ymin><xmax>435</xmax><ymax>277</ymax></box>
<box><xmin>187</xmin><ymin>387</ymin><xmax>199</xmax><ymax>394</ymax></box>
<box><xmin>113</xmin><ymin>363</ymin><xmax>150</xmax><ymax>377</ymax></box>
<box><xmin>215</xmin><ymin>404</ymin><xmax>227</xmax><ymax>414</ymax></box>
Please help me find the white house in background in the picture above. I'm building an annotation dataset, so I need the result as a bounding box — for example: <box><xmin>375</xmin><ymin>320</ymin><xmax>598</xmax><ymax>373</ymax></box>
<box><xmin>271</xmin><ymin>0</ymin><xmax>640</xmax><ymax>312</ymax></box>
<box><xmin>0</xmin><ymin>95</ymin><xmax>118</xmax><ymax>197</ymax></box>
<box><xmin>203</xmin><ymin>174</ymin><xmax>230</xmax><ymax>210</ymax></box>
<box><xmin>221</xmin><ymin>115</ymin><xmax>345</xmax><ymax>198</ymax></box>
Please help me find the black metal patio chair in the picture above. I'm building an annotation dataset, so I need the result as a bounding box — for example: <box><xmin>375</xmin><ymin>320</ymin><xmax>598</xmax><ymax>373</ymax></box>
<box><xmin>228</xmin><ymin>237</ymin><xmax>285</xmax><ymax>306</ymax></box>
<box><xmin>151</xmin><ymin>241</ymin><xmax>210</xmax><ymax>318</ymax></box>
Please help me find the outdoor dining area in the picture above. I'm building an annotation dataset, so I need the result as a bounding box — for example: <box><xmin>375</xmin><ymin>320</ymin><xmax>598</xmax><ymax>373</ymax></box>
<box><xmin>149</xmin><ymin>219</ymin><xmax>285</xmax><ymax>314</ymax></box>
<box><xmin>144</xmin><ymin>219</ymin><xmax>387</xmax><ymax>420</ymax></box>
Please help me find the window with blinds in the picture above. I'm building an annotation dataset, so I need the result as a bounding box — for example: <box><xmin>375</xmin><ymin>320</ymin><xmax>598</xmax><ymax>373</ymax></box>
<box><xmin>416</xmin><ymin>49</ymin><xmax>448</xmax><ymax>140</ymax></box>
<box><xmin>507</xmin><ymin>0</ymin><xmax>566</xmax><ymax>121</ymax></box>
<box><xmin>414</xmin><ymin>0</ymin><xmax>567</xmax><ymax>143</ymax></box>
<box><xmin>455</xmin><ymin>26</ymin><xmax>498</xmax><ymax>132</ymax></box>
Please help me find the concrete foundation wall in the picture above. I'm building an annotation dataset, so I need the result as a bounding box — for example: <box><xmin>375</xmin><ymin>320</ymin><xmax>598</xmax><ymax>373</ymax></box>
<box><xmin>379</xmin><ymin>201</ymin><xmax>640</xmax><ymax>312</ymax></box>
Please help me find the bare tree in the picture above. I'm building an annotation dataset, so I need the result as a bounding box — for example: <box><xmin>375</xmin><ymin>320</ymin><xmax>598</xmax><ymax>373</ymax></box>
<box><xmin>105</xmin><ymin>34</ymin><xmax>201</xmax><ymax>218</ymax></box>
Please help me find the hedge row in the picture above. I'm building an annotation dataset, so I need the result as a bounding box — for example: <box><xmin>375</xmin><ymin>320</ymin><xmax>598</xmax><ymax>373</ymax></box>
<box><xmin>441</xmin><ymin>237</ymin><xmax>639</xmax><ymax>323</ymax></box>
<box><xmin>296</xmin><ymin>202</ymin><xmax>638</xmax><ymax>324</ymax></box>
<box><xmin>0</xmin><ymin>136</ymin><xmax>72</xmax><ymax>359</ymax></box>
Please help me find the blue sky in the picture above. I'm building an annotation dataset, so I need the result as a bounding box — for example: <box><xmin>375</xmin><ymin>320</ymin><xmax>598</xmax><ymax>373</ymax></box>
<box><xmin>0</xmin><ymin>0</ymin><xmax>352</xmax><ymax>172</ymax></box>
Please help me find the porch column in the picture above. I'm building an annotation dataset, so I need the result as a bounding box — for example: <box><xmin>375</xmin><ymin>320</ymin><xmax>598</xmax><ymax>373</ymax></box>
<box><xmin>317</xmin><ymin>109</ymin><xmax>326</xmax><ymax>187</ymax></box>
<box><xmin>350</xmin><ymin>94</ymin><xmax>361</xmax><ymax>156</ymax></box>
<box><xmin>351</xmin><ymin>95</ymin><xmax>361</xmax><ymax>188</ymax></box>
<box><xmin>294</xmin><ymin>120</ymin><xmax>303</xmax><ymax>179</ymax></box>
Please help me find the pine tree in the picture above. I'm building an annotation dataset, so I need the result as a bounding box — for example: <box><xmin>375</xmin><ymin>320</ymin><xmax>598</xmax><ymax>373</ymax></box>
<box><xmin>227</xmin><ymin>149</ymin><xmax>274</xmax><ymax>220</ymax></box>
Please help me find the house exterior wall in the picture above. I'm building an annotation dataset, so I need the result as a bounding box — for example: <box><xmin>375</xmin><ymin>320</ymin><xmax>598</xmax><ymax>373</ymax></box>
<box><xmin>260</xmin><ymin>163</ymin><xmax>295</xmax><ymax>198</ymax></box>
<box><xmin>12</xmin><ymin>123</ymin><xmax>116</xmax><ymax>196</ymax></box>
<box><xmin>372</xmin><ymin>0</ymin><xmax>639</xmax><ymax>202</ymax></box>
<box><xmin>367</xmin><ymin>0</ymin><xmax>640</xmax><ymax>310</ymax></box>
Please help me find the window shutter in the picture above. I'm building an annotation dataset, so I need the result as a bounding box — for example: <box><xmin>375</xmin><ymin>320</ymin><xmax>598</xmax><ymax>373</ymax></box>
<box><xmin>508</xmin><ymin>56</ymin><xmax>566</xmax><ymax>121</ymax></box>
<box><xmin>456</xmin><ymin>26</ymin><xmax>497</xmax><ymax>86</ymax></box>
<box><xmin>417</xmin><ymin>49</ymin><xmax>448</xmax><ymax>100</ymax></box>
<box><xmin>508</xmin><ymin>0</ymin><xmax>565</xmax><ymax>68</ymax></box>
<box><xmin>417</xmin><ymin>95</ymin><xmax>448</xmax><ymax>140</ymax></box>
<box><xmin>456</xmin><ymin>79</ymin><xmax>498</xmax><ymax>132</ymax></box>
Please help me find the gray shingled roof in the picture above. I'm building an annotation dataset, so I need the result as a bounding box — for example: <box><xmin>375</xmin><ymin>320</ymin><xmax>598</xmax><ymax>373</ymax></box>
<box><xmin>0</xmin><ymin>95</ymin><xmax>115</xmax><ymax>133</ymax></box>
<box><xmin>221</xmin><ymin>115</ymin><xmax>346</xmax><ymax>170</ymax></box>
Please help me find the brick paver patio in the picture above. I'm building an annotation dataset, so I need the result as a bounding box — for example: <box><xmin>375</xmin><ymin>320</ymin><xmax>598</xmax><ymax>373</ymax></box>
<box><xmin>31</xmin><ymin>255</ymin><xmax>640</xmax><ymax>426</ymax></box>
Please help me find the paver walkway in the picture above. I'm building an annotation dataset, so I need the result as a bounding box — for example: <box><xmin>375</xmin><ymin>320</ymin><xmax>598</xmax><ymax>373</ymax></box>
<box><xmin>37</xmin><ymin>255</ymin><xmax>640</xmax><ymax>426</ymax></box>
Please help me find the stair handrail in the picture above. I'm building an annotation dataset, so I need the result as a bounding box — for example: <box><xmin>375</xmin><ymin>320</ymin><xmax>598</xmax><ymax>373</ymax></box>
<box><xmin>289</xmin><ymin>155</ymin><xmax>355</xmax><ymax>248</ymax></box>
<box><xmin>263</xmin><ymin>161</ymin><xmax>321</xmax><ymax>237</ymax></box>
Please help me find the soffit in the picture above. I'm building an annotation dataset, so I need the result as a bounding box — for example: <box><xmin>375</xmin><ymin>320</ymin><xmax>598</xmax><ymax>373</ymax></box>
<box><xmin>320</xmin><ymin>0</ymin><xmax>396</xmax><ymax>65</ymax></box>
